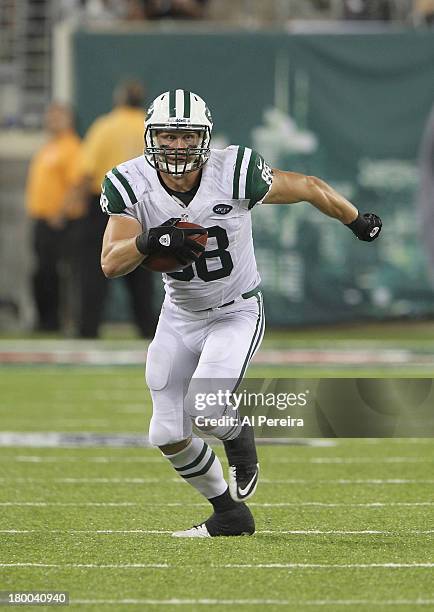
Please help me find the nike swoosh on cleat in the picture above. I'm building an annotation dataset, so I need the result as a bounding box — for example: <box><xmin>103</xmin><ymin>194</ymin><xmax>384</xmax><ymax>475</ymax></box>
<box><xmin>237</xmin><ymin>472</ymin><xmax>258</xmax><ymax>497</ymax></box>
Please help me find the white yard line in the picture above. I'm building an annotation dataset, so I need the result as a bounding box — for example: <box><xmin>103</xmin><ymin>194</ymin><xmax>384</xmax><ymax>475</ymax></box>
<box><xmin>2</xmin><ymin>346</ymin><xmax>433</xmax><ymax>365</ymax></box>
<box><xmin>0</xmin><ymin>455</ymin><xmax>430</xmax><ymax>464</ymax></box>
<box><xmin>0</xmin><ymin>502</ymin><xmax>138</xmax><ymax>506</ymax></box>
<box><xmin>0</xmin><ymin>563</ymin><xmax>168</xmax><ymax>568</ymax></box>
<box><xmin>274</xmin><ymin>457</ymin><xmax>432</xmax><ymax>464</ymax></box>
<box><xmin>1</xmin><ymin>529</ymin><xmax>433</xmax><ymax>536</ymax></box>
<box><xmin>250</xmin><ymin>501</ymin><xmax>434</xmax><ymax>507</ymax></box>
<box><xmin>258</xmin><ymin>530</ymin><xmax>434</xmax><ymax>535</ymax></box>
<box><xmin>219</xmin><ymin>563</ymin><xmax>434</xmax><ymax>569</ymax></box>
<box><xmin>1</xmin><ymin>562</ymin><xmax>433</xmax><ymax>570</ymax></box>
<box><xmin>0</xmin><ymin>477</ymin><xmax>433</xmax><ymax>484</ymax></box>
<box><xmin>1</xmin><ymin>501</ymin><xmax>433</xmax><ymax>508</ymax></box>
<box><xmin>0</xmin><ymin>433</ymin><xmax>338</xmax><ymax>448</ymax></box>
<box><xmin>0</xmin><ymin>456</ymin><xmax>163</xmax><ymax>463</ymax></box>
<box><xmin>70</xmin><ymin>599</ymin><xmax>434</xmax><ymax>607</ymax></box>
<box><xmin>265</xmin><ymin>478</ymin><xmax>430</xmax><ymax>485</ymax></box>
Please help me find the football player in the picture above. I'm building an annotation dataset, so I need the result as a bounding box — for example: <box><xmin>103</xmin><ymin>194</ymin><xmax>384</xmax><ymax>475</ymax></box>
<box><xmin>100</xmin><ymin>89</ymin><xmax>382</xmax><ymax>537</ymax></box>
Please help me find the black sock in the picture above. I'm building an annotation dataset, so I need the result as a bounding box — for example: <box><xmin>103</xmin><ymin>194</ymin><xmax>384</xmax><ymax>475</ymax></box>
<box><xmin>209</xmin><ymin>487</ymin><xmax>239</xmax><ymax>513</ymax></box>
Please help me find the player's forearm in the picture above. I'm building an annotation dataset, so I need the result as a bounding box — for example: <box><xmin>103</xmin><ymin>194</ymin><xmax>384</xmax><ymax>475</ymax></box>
<box><xmin>306</xmin><ymin>176</ymin><xmax>358</xmax><ymax>224</ymax></box>
<box><xmin>101</xmin><ymin>237</ymin><xmax>145</xmax><ymax>278</ymax></box>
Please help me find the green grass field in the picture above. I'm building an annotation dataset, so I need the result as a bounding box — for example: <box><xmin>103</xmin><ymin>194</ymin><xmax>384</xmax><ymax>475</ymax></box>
<box><xmin>0</xmin><ymin>329</ymin><xmax>434</xmax><ymax>611</ymax></box>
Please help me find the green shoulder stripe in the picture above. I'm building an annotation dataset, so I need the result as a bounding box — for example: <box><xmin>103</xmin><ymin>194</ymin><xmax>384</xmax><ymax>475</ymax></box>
<box><xmin>245</xmin><ymin>151</ymin><xmax>257</xmax><ymax>200</ymax></box>
<box><xmin>112</xmin><ymin>168</ymin><xmax>137</xmax><ymax>204</ymax></box>
<box><xmin>232</xmin><ymin>146</ymin><xmax>245</xmax><ymax>199</ymax></box>
<box><xmin>101</xmin><ymin>176</ymin><xmax>125</xmax><ymax>214</ymax></box>
<box><xmin>245</xmin><ymin>149</ymin><xmax>273</xmax><ymax>208</ymax></box>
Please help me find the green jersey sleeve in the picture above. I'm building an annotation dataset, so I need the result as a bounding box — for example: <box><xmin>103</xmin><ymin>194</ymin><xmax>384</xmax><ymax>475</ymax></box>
<box><xmin>100</xmin><ymin>167</ymin><xmax>138</xmax><ymax>216</ymax></box>
<box><xmin>231</xmin><ymin>147</ymin><xmax>273</xmax><ymax>209</ymax></box>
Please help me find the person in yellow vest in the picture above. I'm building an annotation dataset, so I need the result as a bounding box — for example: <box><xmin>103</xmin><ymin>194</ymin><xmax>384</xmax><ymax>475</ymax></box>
<box><xmin>74</xmin><ymin>80</ymin><xmax>156</xmax><ymax>338</ymax></box>
<box><xmin>26</xmin><ymin>102</ymin><xmax>82</xmax><ymax>331</ymax></box>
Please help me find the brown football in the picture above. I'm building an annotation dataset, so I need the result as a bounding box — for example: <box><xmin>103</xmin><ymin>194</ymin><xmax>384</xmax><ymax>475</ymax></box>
<box><xmin>141</xmin><ymin>221</ymin><xmax>208</xmax><ymax>273</ymax></box>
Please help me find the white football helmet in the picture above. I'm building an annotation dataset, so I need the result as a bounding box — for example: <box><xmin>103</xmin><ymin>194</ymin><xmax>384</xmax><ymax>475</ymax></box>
<box><xmin>144</xmin><ymin>89</ymin><xmax>213</xmax><ymax>175</ymax></box>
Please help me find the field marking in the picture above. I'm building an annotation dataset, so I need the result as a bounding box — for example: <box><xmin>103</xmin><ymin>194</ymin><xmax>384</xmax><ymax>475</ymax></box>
<box><xmin>259</xmin><ymin>530</ymin><xmax>434</xmax><ymax>536</ymax></box>
<box><xmin>0</xmin><ymin>530</ymin><xmax>174</xmax><ymax>534</ymax></box>
<box><xmin>1</xmin><ymin>501</ymin><xmax>434</xmax><ymax>508</ymax></box>
<box><xmin>220</xmin><ymin>563</ymin><xmax>434</xmax><ymax>569</ymax></box>
<box><xmin>1</xmin><ymin>529</ymin><xmax>434</xmax><ymax>536</ymax></box>
<box><xmin>251</xmin><ymin>501</ymin><xmax>434</xmax><ymax>507</ymax></box>
<box><xmin>0</xmin><ymin>563</ymin><xmax>168</xmax><ymax>568</ymax></box>
<box><xmin>0</xmin><ymin>502</ymin><xmax>138</xmax><ymax>507</ymax></box>
<box><xmin>2</xmin><ymin>346</ymin><xmax>433</xmax><ymax>365</ymax></box>
<box><xmin>1</xmin><ymin>477</ymin><xmax>433</xmax><ymax>485</ymax></box>
<box><xmin>0</xmin><ymin>432</ymin><xmax>336</xmax><ymax>448</ymax></box>
<box><xmin>1</xmin><ymin>562</ymin><xmax>434</xmax><ymax>570</ymax></box>
<box><xmin>0</xmin><ymin>455</ymin><xmax>163</xmax><ymax>463</ymax></box>
<box><xmin>274</xmin><ymin>457</ymin><xmax>432</xmax><ymax>464</ymax></box>
<box><xmin>262</xmin><ymin>479</ymin><xmax>434</xmax><ymax>485</ymax></box>
<box><xmin>70</xmin><ymin>599</ymin><xmax>434</xmax><ymax>607</ymax></box>
<box><xmin>0</xmin><ymin>455</ymin><xmax>430</xmax><ymax>465</ymax></box>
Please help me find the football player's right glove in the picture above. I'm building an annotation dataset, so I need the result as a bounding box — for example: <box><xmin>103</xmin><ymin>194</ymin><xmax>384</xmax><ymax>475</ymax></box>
<box><xmin>346</xmin><ymin>212</ymin><xmax>382</xmax><ymax>242</ymax></box>
<box><xmin>135</xmin><ymin>218</ymin><xmax>206</xmax><ymax>262</ymax></box>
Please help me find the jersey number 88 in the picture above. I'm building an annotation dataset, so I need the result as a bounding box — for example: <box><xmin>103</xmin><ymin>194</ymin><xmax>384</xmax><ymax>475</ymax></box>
<box><xmin>168</xmin><ymin>226</ymin><xmax>233</xmax><ymax>282</ymax></box>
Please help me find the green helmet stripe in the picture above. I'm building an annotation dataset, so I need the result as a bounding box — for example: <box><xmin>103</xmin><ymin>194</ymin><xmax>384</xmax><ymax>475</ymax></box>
<box><xmin>169</xmin><ymin>89</ymin><xmax>176</xmax><ymax>117</ymax></box>
<box><xmin>232</xmin><ymin>146</ymin><xmax>245</xmax><ymax>199</ymax></box>
<box><xmin>112</xmin><ymin>168</ymin><xmax>137</xmax><ymax>204</ymax></box>
<box><xmin>183</xmin><ymin>90</ymin><xmax>191</xmax><ymax>119</ymax></box>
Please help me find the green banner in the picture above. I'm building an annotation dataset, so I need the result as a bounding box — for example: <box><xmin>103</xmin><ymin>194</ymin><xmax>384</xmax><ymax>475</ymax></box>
<box><xmin>74</xmin><ymin>29</ymin><xmax>434</xmax><ymax>325</ymax></box>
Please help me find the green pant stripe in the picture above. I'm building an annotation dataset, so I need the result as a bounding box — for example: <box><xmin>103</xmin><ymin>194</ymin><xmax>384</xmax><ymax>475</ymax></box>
<box><xmin>232</xmin><ymin>292</ymin><xmax>264</xmax><ymax>394</ymax></box>
<box><xmin>232</xmin><ymin>146</ymin><xmax>245</xmax><ymax>199</ymax></box>
<box><xmin>249</xmin><ymin>294</ymin><xmax>265</xmax><ymax>364</ymax></box>
<box><xmin>112</xmin><ymin>168</ymin><xmax>136</xmax><ymax>204</ymax></box>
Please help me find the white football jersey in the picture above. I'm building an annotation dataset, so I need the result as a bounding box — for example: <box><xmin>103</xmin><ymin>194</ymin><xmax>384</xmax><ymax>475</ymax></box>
<box><xmin>100</xmin><ymin>146</ymin><xmax>273</xmax><ymax>311</ymax></box>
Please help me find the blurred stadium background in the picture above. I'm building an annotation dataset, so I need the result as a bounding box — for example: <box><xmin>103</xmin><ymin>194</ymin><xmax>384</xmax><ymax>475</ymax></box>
<box><xmin>1</xmin><ymin>0</ymin><xmax>434</xmax><ymax>333</ymax></box>
<box><xmin>1</xmin><ymin>1</ymin><xmax>434</xmax><ymax>609</ymax></box>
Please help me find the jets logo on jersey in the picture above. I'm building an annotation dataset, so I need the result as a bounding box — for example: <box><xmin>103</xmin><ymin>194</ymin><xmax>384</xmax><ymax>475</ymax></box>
<box><xmin>159</xmin><ymin>234</ymin><xmax>171</xmax><ymax>247</ymax></box>
<box><xmin>213</xmin><ymin>204</ymin><xmax>233</xmax><ymax>215</ymax></box>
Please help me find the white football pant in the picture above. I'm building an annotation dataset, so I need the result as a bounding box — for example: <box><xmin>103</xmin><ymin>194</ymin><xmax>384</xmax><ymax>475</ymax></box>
<box><xmin>146</xmin><ymin>291</ymin><xmax>265</xmax><ymax>447</ymax></box>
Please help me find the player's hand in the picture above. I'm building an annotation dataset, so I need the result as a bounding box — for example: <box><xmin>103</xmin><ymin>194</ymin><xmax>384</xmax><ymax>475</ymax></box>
<box><xmin>135</xmin><ymin>218</ymin><xmax>206</xmax><ymax>262</ymax></box>
<box><xmin>345</xmin><ymin>213</ymin><xmax>382</xmax><ymax>242</ymax></box>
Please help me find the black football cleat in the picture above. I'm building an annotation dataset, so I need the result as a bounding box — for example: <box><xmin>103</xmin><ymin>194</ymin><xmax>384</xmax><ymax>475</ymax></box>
<box><xmin>228</xmin><ymin>463</ymin><xmax>259</xmax><ymax>502</ymax></box>
<box><xmin>172</xmin><ymin>503</ymin><xmax>255</xmax><ymax>538</ymax></box>
<box><xmin>223</xmin><ymin>425</ymin><xmax>259</xmax><ymax>502</ymax></box>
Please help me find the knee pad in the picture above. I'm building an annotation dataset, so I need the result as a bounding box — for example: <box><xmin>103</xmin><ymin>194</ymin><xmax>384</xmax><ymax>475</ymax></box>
<box><xmin>149</xmin><ymin>416</ymin><xmax>187</xmax><ymax>447</ymax></box>
<box><xmin>145</xmin><ymin>335</ymin><xmax>174</xmax><ymax>391</ymax></box>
